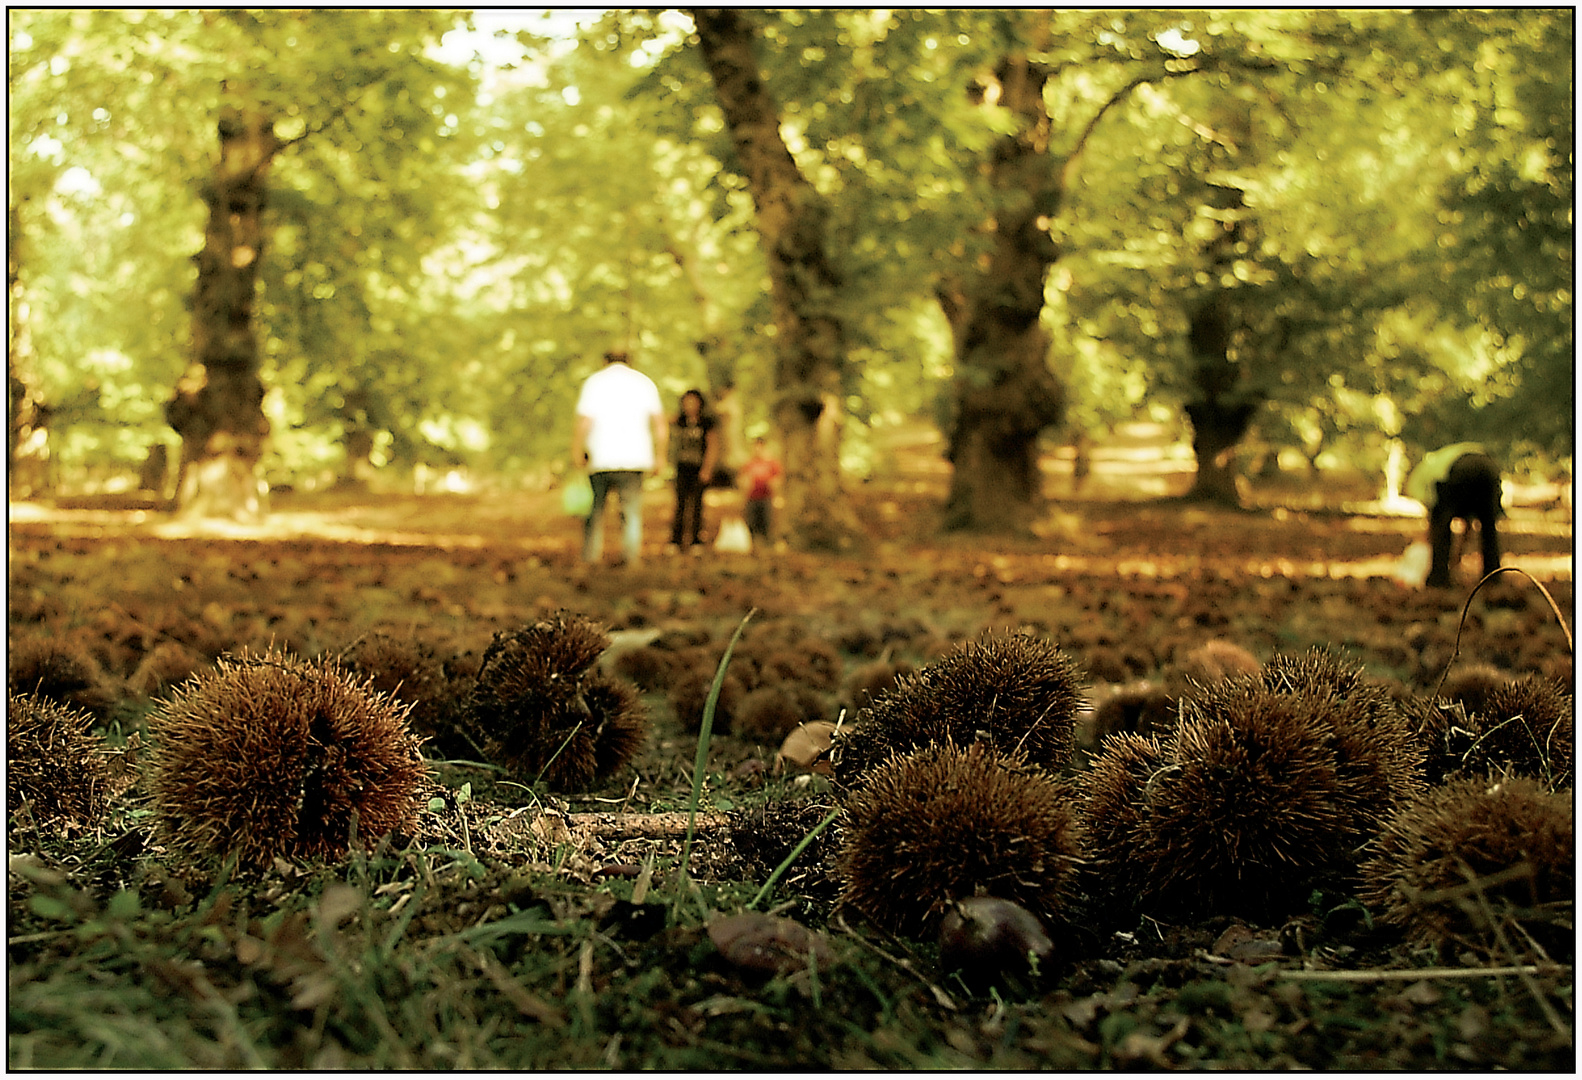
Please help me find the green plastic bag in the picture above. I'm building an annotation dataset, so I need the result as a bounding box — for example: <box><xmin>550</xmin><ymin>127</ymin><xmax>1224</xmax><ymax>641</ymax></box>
<box><xmin>561</xmin><ymin>473</ymin><xmax>593</xmax><ymax>517</ymax></box>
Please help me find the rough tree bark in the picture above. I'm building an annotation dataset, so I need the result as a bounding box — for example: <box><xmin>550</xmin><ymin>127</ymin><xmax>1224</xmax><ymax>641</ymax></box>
<box><xmin>939</xmin><ymin>47</ymin><xmax>1067</xmax><ymax>534</ymax></box>
<box><xmin>1183</xmin><ymin>294</ymin><xmax>1261</xmax><ymax>504</ymax></box>
<box><xmin>1182</xmin><ymin>181</ymin><xmax>1265</xmax><ymax>506</ymax></box>
<box><xmin>692</xmin><ymin>8</ymin><xmax>862</xmax><ymax>551</ymax></box>
<box><xmin>164</xmin><ymin>105</ymin><xmax>277</xmax><ymax>521</ymax></box>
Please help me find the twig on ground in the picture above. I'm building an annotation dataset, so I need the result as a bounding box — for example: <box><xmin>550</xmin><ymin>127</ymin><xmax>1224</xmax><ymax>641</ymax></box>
<box><xmin>565</xmin><ymin>810</ymin><xmax>730</xmax><ymax>840</ymax></box>
<box><xmin>1404</xmin><ymin>860</ymin><xmax>1535</xmax><ymax>906</ymax></box>
<box><xmin>1276</xmin><ymin>964</ymin><xmax>1569</xmax><ymax>983</ymax></box>
<box><xmin>1457</xmin><ymin>855</ymin><xmax>1574</xmax><ymax>1047</ymax></box>
<box><xmin>1435</xmin><ymin>567</ymin><xmax>1573</xmax><ymax>697</ymax></box>
<box><xmin>834</xmin><ymin>912</ymin><xmax>959</xmax><ymax>1012</ymax></box>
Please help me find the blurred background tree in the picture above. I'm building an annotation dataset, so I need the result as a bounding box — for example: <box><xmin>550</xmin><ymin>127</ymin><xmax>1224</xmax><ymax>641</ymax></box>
<box><xmin>7</xmin><ymin>9</ymin><xmax>1571</xmax><ymax>528</ymax></box>
<box><xmin>10</xmin><ymin>9</ymin><xmax>476</xmax><ymax>514</ymax></box>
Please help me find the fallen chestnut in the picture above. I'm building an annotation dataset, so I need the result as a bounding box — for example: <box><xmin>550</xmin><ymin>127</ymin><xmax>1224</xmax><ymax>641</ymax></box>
<box><xmin>938</xmin><ymin>896</ymin><xmax>1054</xmax><ymax>994</ymax></box>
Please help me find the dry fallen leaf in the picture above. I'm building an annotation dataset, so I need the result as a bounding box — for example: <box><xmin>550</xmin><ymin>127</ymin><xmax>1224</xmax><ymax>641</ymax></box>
<box><xmin>777</xmin><ymin>721</ymin><xmax>838</xmax><ymax>772</ymax></box>
<box><xmin>316</xmin><ymin>883</ymin><xmax>362</xmax><ymax>929</ymax></box>
<box><xmin>290</xmin><ymin>971</ymin><xmax>339</xmax><ymax>1010</ymax></box>
<box><xmin>1399</xmin><ymin>979</ymin><xmax>1443</xmax><ymax>1007</ymax></box>
<box><xmin>708</xmin><ymin>912</ymin><xmax>834</xmax><ymax>976</ymax></box>
<box><xmin>1213</xmin><ymin>923</ymin><xmax>1284</xmax><ymax>962</ymax></box>
<box><xmin>234</xmin><ymin>935</ymin><xmax>265</xmax><ymax>965</ymax></box>
<box><xmin>1115</xmin><ymin>1016</ymin><xmax>1191</xmax><ymax>1068</ymax></box>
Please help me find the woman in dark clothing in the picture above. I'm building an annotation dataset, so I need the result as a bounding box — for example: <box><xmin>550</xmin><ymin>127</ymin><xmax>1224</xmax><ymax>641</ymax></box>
<box><xmin>670</xmin><ymin>389</ymin><xmax>719</xmax><ymax>549</ymax></box>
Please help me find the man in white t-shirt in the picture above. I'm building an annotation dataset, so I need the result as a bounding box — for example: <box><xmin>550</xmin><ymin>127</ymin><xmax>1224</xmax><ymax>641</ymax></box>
<box><xmin>571</xmin><ymin>351</ymin><xmax>668</xmax><ymax>565</ymax></box>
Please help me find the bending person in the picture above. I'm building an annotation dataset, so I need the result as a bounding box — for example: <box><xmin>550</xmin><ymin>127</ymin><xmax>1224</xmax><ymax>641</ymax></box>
<box><xmin>1406</xmin><ymin>442</ymin><xmax>1502</xmax><ymax>588</ymax></box>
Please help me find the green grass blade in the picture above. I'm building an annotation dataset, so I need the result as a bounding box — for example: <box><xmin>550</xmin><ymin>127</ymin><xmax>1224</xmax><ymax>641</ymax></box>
<box><xmin>534</xmin><ymin>720</ymin><xmax>585</xmax><ymax>786</ymax></box>
<box><xmin>747</xmin><ymin>806</ymin><xmax>841</xmax><ymax>911</ymax></box>
<box><xmin>190</xmin><ymin>850</ymin><xmax>238</xmax><ymax>926</ymax></box>
<box><xmin>677</xmin><ymin>609</ymin><xmax>755</xmax><ymax>888</ymax></box>
<box><xmin>381</xmin><ymin>878</ymin><xmax>426</xmax><ymax>956</ymax></box>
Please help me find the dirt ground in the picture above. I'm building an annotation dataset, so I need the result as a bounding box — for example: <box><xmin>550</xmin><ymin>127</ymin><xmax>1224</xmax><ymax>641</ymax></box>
<box><xmin>6</xmin><ymin>440</ymin><xmax>1575</xmax><ymax>1070</ymax></box>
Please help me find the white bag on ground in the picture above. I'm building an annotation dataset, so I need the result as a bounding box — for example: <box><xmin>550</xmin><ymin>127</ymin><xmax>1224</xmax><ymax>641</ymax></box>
<box><xmin>1392</xmin><ymin>540</ymin><xmax>1431</xmax><ymax>587</ymax></box>
<box><xmin>714</xmin><ymin>517</ymin><xmax>752</xmax><ymax>553</ymax></box>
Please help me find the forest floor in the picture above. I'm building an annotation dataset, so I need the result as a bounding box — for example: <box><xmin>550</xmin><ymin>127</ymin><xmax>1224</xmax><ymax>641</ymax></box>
<box><xmin>6</xmin><ymin>433</ymin><xmax>1575</xmax><ymax>1069</ymax></box>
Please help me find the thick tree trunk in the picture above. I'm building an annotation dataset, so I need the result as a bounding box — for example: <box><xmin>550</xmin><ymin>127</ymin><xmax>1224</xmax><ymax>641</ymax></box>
<box><xmin>8</xmin><ymin>201</ymin><xmax>50</xmax><ymax>497</ymax></box>
<box><xmin>941</xmin><ymin>49</ymin><xmax>1066</xmax><ymax>534</ymax></box>
<box><xmin>1184</xmin><ymin>398</ymin><xmax>1257</xmax><ymax>504</ymax></box>
<box><xmin>1180</xmin><ymin>190</ymin><xmax>1264</xmax><ymax>506</ymax></box>
<box><xmin>692</xmin><ymin>8</ymin><xmax>862</xmax><ymax>551</ymax></box>
<box><xmin>941</xmin><ymin>284</ymin><xmax>1065</xmax><ymax>532</ymax></box>
<box><xmin>165</xmin><ymin>106</ymin><xmax>277</xmax><ymax>521</ymax></box>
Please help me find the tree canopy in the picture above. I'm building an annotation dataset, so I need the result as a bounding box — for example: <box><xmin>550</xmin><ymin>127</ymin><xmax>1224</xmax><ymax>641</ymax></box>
<box><xmin>8</xmin><ymin>8</ymin><xmax>1571</xmax><ymax>515</ymax></box>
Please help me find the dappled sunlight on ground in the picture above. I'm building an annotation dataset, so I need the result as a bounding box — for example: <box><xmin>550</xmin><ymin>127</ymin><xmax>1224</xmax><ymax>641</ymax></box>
<box><xmin>10</xmin><ymin>420</ymin><xmax>1571</xmax><ymax>586</ymax></box>
<box><xmin>9</xmin><ymin>469</ymin><xmax>1572</xmax><ymax>588</ymax></box>
<box><xmin>9</xmin><ymin>495</ymin><xmax>577</xmax><ymax>554</ymax></box>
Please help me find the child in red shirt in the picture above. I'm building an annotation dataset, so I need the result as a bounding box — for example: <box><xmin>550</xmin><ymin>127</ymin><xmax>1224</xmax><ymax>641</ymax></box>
<box><xmin>738</xmin><ymin>437</ymin><xmax>782</xmax><ymax>547</ymax></box>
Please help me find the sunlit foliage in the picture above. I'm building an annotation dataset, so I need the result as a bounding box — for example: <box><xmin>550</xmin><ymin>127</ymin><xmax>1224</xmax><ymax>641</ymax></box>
<box><xmin>7</xmin><ymin>9</ymin><xmax>1570</xmax><ymax>493</ymax></box>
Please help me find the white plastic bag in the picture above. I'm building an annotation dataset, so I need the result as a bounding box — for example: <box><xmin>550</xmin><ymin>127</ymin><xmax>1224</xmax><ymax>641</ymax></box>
<box><xmin>560</xmin><ymin>473</ymin><xmax>593</xmax><ymax>517</ymax></box>
<box><xmin>1392</xmin><ymin>540</ymin><xmax>1431</xmax><ymax>587</ymax></box>
<box><xmin>714</xmin><ymin>516</ymin><xmax>752</xmax><ymax>554</ymax></box>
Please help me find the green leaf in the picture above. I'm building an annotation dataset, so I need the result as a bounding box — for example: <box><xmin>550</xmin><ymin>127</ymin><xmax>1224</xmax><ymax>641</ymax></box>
<box><xmin>106</xmin><ymin>889</ymin><xmax>142</xmax><ymax>920</ymax></box>
<box><xmin>29</xmin><ymin>894</ymin><xmax>74</xmax><ymax>922</ymax></box>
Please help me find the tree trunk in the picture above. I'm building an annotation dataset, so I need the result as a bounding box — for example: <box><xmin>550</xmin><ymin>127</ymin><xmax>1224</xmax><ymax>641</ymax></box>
<box><xmin>1184</xmin><ymin>398</ymin><xmax>1257</xmax><ymax>504</ymax></box>
<box><xmin>8</xmin><ymin>200</ymin><xmax>50</xmax><ymax>497</ymax></box>
<box><xmin>164</xmin><ymin>106</ymin><xmax>277</xmax><ymax>521</ymax></box>
<box><xmin>1180</xmin><ymin>186</ymin><xmax>1264</xmax><ymax>506</ymax></box>
<box><xmin>941</xmin><ymin>48</ymin><xmax>1066</xmax><ymax>534</ymax></box>
<box><xmin>692</xmin><ymin>8</ymin><xmax>862</xmax><ymax>551</ymax></box>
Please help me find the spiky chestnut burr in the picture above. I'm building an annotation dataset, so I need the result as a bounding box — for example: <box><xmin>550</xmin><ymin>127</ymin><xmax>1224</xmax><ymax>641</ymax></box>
<box><xmin>1084</xmin><ymin>682</ymin><xmax>1176</xmax><ymax>749</ymax></box>
<box><xmin>126</xmin><ymin>641</ymin><xmax>209</xmax><ymax>699</ymax></box>
<box><xmin>1142</xmin><ymin>688</ymin><xmax>1356</xmax><ymax>917</ymax></box>
<box><xmin>338</xmin><ymin>631</ymin><xmax>485</xmax><ymax>763</ymax></box>
<box><xmin>581</xmin><ymin>673</ymin><xmax>648</xmax><ymax>782</ymax></box>
<box><xmin>1084</xmin><ymin>664</ymin><xmax>1425</xmax><ymax>921</ymax></box>
<box><xmin>340</xmin><ymin>632</ymin><xmax>447</xmax><ymax>710</ymax></box>
<box><xmin>834</xmin><ymin>740</ymin><xmax>1084</xmax><ymax>936</ymax></box>
<box><xmin>1075</xmin><ymin>732</ymin><xmax>1168</xmax><ymax>908</ymax></box>
<box><xmin>1466</xmin><ymin>675</ymin><xmax>1574</xmax><ymax>789</ymax></box>
<box><xmin>1436</xmin><ymin>662</ymin><xmax>1515</xmax><ymax>719</ymax></box>
<box><xmin>611</xmin><ymin>645</ymin><xmax>677</xmax><ymax>693</ymax></box>
<box><xmin>7</xmin><ymin>693</ymin><xmax>111</xmax><ymax>830</ymax></box>
<box><xmin>832</xmin><ymin>632</ymin><xmax>1087</xmax><ymax>788</ymax></box>
<box><xmin>667</xmin><ymin>665</ymin><xmax>744</xmax><ymax>735</ymax></box>
<box><xmin>1256</xmin><ymin>648</ymin><xmax>1426</xmax><ymax>826</ymax></box>
<box><xmin>470</xmin><ymin>612</ymin><xmax>648</xmax><ymax>790</ymax></box>
<box><xmin>1398</xmin><ymin>671</ymin><xmax>1573</xmax><ymax>790</ymax></box>
<box><xmin>149</xmin><ymin>649</ymin><xmax>429</xmax><ymax>866</ymax></box>
<box><xmin>1083</xmin><ymin>645</ymin><xmax>1143</xmax><ymax>685</ymax></box>
<box><xmin>1359</xmin><ymin>776</ymin><xmax>1573</xmax><ymax>960</ymax></box>
<box><xmin>843</xmin><ymin>658</ymin><xmax>917</xmax><ymax>712</ymax></box>
<box><xmin>735</xmin><ymin>685</ymin><xmax>813</xmax><ymax>742</ymax></box>
<box><xmin>1395</xmin><ymin>692</ymin><xmax>1470</xmax><ymax>787</ymax></box>
<box><xmin>1171</xmin><ymin>639</ymin><xmax>1261</xmax><ymax>693</ymax></box>
<box><xmin>759</xmin><ymin>639</ymin><xmax>843</xmax><ymax>692</ymax></box>
<box><xmin>1259</xmin><ymin>645</ymin><xmax>1374</xmax><ymax>698</ymax></box>
<box><xmin>7</xmin><ymin>635</ymin><xmax>121</xmax><ymax>718</ymax></box>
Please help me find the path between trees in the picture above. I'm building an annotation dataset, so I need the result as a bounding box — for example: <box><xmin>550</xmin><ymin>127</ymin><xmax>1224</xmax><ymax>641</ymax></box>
<box><xmin>8</xmin><ymin>420</ymin><xmax>1572</xmax><ymax>584</ymax></box>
